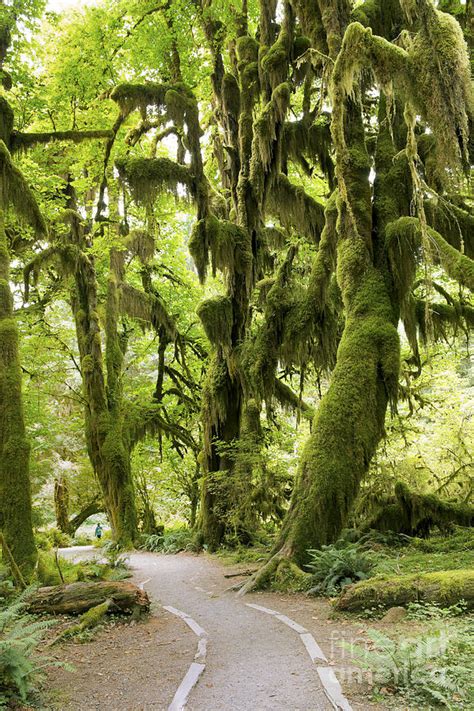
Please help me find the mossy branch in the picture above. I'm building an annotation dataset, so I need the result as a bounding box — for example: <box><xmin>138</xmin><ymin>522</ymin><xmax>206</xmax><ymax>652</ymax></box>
<box><xmin>386</xmin><ymin>216</ymin><xmax>474</xmax><ymax>291</ymax></box>
<box><xmin>115</xmin><ymin>156</ymin><xmax>192</xmax><ymax>204</ymax></box>
<box><xmin>268</xmin><ymin>174</ymin><xmax>325</xmax><ymax>243</ymax></box>
<box><xmin>0</xmin><ymin>140</ymin><xmax>46</xmax><ymax>236</ymax></box>
<box><xmin>119</xmin><ymin>283</ymin><xmax>176</xmax><ymax>341</ymax></box>
<box><xmin>273</xmin><ymin>378</ymin><xmax>315</xmax><ymax>421</ymax></box>
<box><xmin>10</xmin><ymin>129</ymin><xmax>114</xmax><ymax>152</ymax></box>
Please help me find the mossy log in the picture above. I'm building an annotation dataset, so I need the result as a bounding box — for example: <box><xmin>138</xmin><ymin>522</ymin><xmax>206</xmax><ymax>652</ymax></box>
<box><xmin>27</xmin><ymin>581</ymin><xmax>150</xmax><ymax>616</ymax></box>
<box><xmin>336</xmin><ymin>569</ymin><xmax>474</xmax><ymax>612</ymax></box>
<box><xmin>365</xmin><ymin>482</ymin><xmax>474</xmax><ymax>537</ymax></box>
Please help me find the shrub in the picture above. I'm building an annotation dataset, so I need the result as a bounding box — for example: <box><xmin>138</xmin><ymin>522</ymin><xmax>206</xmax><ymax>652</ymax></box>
<box><xmin>0</xmin><ymin>587</ymin><xmax>55</xmax><ymax>706</ymax></box>
<box><xmin>141</xmin><ymin>528</ymin><xmax>198</xmax><ymax>554</ymax></box>
<box><xmin>346</xmin><ymin>623</ymin><xmax>473</xmax><ymax>708</ymax></box>
<box><xmin>306</xmin><ymin>543</ymin><xmax>377</xmax><ymax>596</ymax></box>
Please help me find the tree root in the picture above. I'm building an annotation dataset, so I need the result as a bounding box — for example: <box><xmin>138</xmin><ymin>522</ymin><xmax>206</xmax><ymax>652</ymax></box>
<box><xmin>236</xmin><ymin>550</ymin><xmax>311</xmax><ymax>596</ymax></box>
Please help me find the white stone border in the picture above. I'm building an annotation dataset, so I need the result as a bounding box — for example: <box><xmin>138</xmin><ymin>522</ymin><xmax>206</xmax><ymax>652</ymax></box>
<box><xmin>162</xmin><ymin>605</ymin><xmax>208</xmax><ymax>711</ymax></box>
<box><xmin>245</xmin><ymin>603</ymin><xmax>352</xmax><ymax>711</ymax></box>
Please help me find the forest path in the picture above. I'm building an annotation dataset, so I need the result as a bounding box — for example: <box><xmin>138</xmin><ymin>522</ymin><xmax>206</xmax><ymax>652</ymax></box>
<box><xmin>58</xmin><ymin>548</ymin><xmax>353</xmax><ymax>710</ymax></box>
<box><xmin>131</xmin><ymin>551</ymin><xmax>343</xmax><ymax>711</ymax></box>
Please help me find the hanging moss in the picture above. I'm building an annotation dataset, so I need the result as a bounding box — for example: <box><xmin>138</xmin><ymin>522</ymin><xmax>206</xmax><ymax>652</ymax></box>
<box><xmin>386</xmin><ymin>216</ymin><xmax>474</xmax><ymax>292</ymax></box>
<box><xmin>119</xmin><ymin>283</ymin><xmax>175</xmax><ymax>340</ymax></box>
<box><xmin>273</xmin><ymin>378</ymin><xmax>315</xmax><ymax>421</ymax></box>
<box><xmin>110</xmin><ymin>82</ymin><xmax>177</xmax><ymax>116</ymax></box>
<box><xmin>283</xmin><ymin>114</ymin><xmax>335</xmax><ymax>188</ymax></box>
<box><xmin>197</xmin><ymin>295</ymin><xmax>233</xmax><ymax>349</ymax></box>
<box><xmin>189</xmin><ymin>215</ymin><xmax>252</xmax><ymax>285</ymax></box>
<box><xmin>0</xmin><ymin>140</ymin><xmax>46</xmax><ymax>236</ymax></box>
<box><xmin>125</xmin><ymin>229</ymin><xmax>155</xmax><ymax>263</ymax></box>
<box><xmin>425</xmin><ymin>199</ymin><xmax>474</xmax><ymax>260</ymax></box>
<box><xmin>115</xmin><ymin>156</ymin><xmax>192</xmax><ymax>204</ymax></box>
<box><xmin>405</xmin><ymin>2</ymin><xmax>473</xmax><ymax>172</ymax></box>
<box><xmin>201</xmin><ymin>353</ymin><xmax>232</xmax><ymax>448</ymax></box>
<box><xmin>268</xmin><ymin>174</ymin><xmax>325</xmax><ymax>242</ymax></box>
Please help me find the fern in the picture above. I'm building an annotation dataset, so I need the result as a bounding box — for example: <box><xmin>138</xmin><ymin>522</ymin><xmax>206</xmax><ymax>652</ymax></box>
<box><xmin>0</xmin><ymin>586</ymin><xmax>56</xmax><ymax>706</ymax></box>
<box><xmin>306</xmin><ymin>543</ymin><xmax>377</xmax><ymax>596</ymax></box>
<box><xmin>344</xmin><ymin>622</ymin><xmax>473</xmax><ymax>708</ymax></box>
<box><xmin>140</xmin><ymin>529</ymin><xmax>198</xmax><ymax>554</ymax></box>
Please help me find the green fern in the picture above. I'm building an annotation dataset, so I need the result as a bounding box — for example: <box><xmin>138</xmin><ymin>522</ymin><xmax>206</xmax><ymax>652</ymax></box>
<box><xmin>306</xmin><ymin>543</ymin><xmax>377</xmax><ymax>596</ymax></box>
<box><xmin>0</xmin><ymin>586</ymin><xmax>56</xmax><ymax>706</ymax></box>
<box><xmin>345</xmin><ymin>623</ymin><xmax>473</xmax><ymax>708</ymax></box>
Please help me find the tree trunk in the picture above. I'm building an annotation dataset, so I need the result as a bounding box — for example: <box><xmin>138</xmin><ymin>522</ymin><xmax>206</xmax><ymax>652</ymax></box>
<box><xmin>70</xmin><ymin>220</ymin><xmax>137</xmax><ymax>547</ymax></box>
<box><xmin>54</xmin><ymin>475</ymin><xmax>70</xmax><ymax>534</ymax></box>
<box><xmin>268</xmin><ymin>93</ymin><xmax>399</xmax><ymax>568</ymax></box>
<box><xmin>27</xmin><ymin>580</ymin><xmax>150</xmax><ymax>615</ymax></box>
<box><xmin>336</xmin><ymin>570</ymin><xmax>474</xmax><ymax>612</ymax></box>
<box><xmin>0</xmin><ymin>207</ymin><xmax>37</xmax><ymax>576</ymax></box>
<box><xmin>67</xmin><ymin>498</ymin><xmax>104</xmax><ymax>536</ymax></box>
<box><xmin>199</xmin><ymin>370</ymin><xmax>242</xmax><ymax>550</ymax></box>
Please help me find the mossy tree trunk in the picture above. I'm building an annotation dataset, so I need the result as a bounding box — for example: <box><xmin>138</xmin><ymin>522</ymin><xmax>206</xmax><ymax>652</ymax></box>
<box><xmin>272</xmin><ymin>99</ymin><xmax>400</xmax><ymax>566</ymax></box>
<box><xmin>241</xmin><ymin>0</ymin><xmax>474</xmax><ymax>589</ymax></box>
<box><xmin>0</xmin><ymin>207</ymin><xmax>37</xmax><ymax>576</ymax></box>
<box><xmin>70</xmin><ymin>222</ymin><xmax>137</xmax><ymax>546</ymax></box>
<box><xmin>0</xmin><ymin>41</ymin><xmax>39</xmax><ymax>575</ymax></box>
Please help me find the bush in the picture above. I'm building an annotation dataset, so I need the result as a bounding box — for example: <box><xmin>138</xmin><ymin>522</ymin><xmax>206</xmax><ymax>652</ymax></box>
<box><xmin>346</xmin><ymin>622</ymin><xmax>474</xmax><ymax>708</ymax></box>
<box><xmin>35</xmin><ymin>529</ymin><xmax>72</xmax><ymax>551</ymax></box>
<box><xmin>306</xmin><ymin>543</ymin><xmax>377</xmax><ymax>596</ymax></box>
<box><xmin>141</xmin><ymin>528</ymin><xmax>198</xmax><ymax>554</ymax></box>
<box><xmin>0</xmin><ymin>587</ymin><xmax>55</xmax><ymax>706</ymax></box>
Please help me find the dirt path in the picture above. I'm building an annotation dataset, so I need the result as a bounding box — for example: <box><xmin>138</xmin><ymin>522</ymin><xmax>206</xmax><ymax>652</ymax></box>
<box><xmin>132</xmin><ymin>552</ymin><xmax>333</xmax><ymax>710</ymax></box>
<box><xmin>48</xmin><ymin>549</ymin><xmax>377</xmax><ymax>710</ymax></box>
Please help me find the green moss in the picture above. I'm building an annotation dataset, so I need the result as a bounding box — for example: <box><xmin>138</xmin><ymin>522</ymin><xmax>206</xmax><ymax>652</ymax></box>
<box><xmin>189</xmin><ymin>215</ymin><xmax>252</xmax><ymax>284</ymax></box>
<box><xmin>0</xmin><ymin>96</ymin><xmax>13</xmax><ymax>145</ymax></box>
<box><xmin>236</xmin><ymin>36</ymin><xmax>259</xmax><ymax>64</ymax></box>
<box><xmin>222</xmin><ymin>73</ymin><xmax>241</xmax><ymax>118</ymax></box>
<box><xmin>197</xmin><ymin>296</ymin><xmax>233</xmax><ymax>349</ymax></box>
<box><xmin>0</xmin><ymin>140</ymin><xmax>46</xmax><ymax>236</ymax></box>
<box><xmin>268</xmin><ymin>173</ymin><xmax>325</xmax><ymax>243</ymax></box>
<box><xmin>272</xmin><ymin>559</ymin><xmax>313</xmax><ymax>592</ymax></box>
<box><xmin>293</xmin><ymin>35</ymin><xmax>311</xmax><ymax>59</ymax></box>
<box><xmin>261</xmin><ymin>31</ymin><xmax>290</xmax><ymax>87</ymax></box>
<box><xmin>115</xmin><ymin>156</ymin><xmax>192</xmax><ymax>205</ymax></box>
<box><xmin>386</xmin><ymin>216</ymin><xmax>474</xmax><ymax>292</ymax></box>
<box><xmin>0</xmin><ymin>210</ymin><xmax>37</xmax><ymax>577</ymax></box>
<box><xmin>110</xmin><ymin>82</ymin><xmax>190</xmax><ymax>116</ymax></box>
<box><xmin>336</xmin><ymin>568</ymin><xmax>474</xmax><ymax>611</ymax></box>
<box><xmin>407</xmin><ymin>5</ymin><xmax>472</xmax><ymax>173</ymax></box>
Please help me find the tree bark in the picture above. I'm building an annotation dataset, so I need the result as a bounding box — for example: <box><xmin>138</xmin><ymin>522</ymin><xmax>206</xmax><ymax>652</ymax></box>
<box><xmin>54</xmin><ymin>475</ymin><xmax>70</xmax><ymax>534</ymax></box>
<box><xmin>0</xmin><ymin>206</ymin><xmax>37</xmax><ymax>577</ymax></box>
<box><xmin>69</xmin><ymin>217</ymin><xmax>137</xmax><ymax>547</ymax></box>
<box><xmin>27</xmin><ymin>581</ymin><xmax>150</xmax><ymax>615</ymax></box>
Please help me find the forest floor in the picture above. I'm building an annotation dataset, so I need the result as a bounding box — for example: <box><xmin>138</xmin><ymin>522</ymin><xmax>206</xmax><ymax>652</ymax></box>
<box><xmin>36</xmin><ymin>548</ymin><xmax>406</xmax><ymax>711</ymax></box>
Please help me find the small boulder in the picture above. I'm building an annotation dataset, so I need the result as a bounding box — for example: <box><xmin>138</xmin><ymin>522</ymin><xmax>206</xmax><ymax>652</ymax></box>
<box><xmin>381</xmin><ymin>606</ymin><xmax>407</xmax><ymax>623</ymax></box>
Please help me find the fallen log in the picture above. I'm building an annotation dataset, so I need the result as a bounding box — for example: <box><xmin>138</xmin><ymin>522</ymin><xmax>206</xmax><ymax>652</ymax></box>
<box><xmin>336</xmin><ymin>569</ymin><xmax>474</xmax><ymax>612</ymax></box>
<box><xmin>26</xmin><ymin>581</ymin><xmax>150</xmax><ymax>616</ymax></box>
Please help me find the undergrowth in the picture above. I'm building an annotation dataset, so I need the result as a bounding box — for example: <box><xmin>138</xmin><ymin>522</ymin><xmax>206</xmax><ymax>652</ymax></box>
<box><xmin>0</xmin><ymin>587</ymin><xmax>61</xmax><ymax>708</ymax></box>
<box><xmin>140</xmin><ymin>528</ymin><xmax>199</xmax><ymax>554</ymax></box>
<box><xmin>306</xmin><ymin>543</ymin><xmax>379</xmax><ymax>596</ymax></box>
<box><xmin>345</xmin><ymin>620</ymin><xmax>473</xmax><ymax>709</ymax></box>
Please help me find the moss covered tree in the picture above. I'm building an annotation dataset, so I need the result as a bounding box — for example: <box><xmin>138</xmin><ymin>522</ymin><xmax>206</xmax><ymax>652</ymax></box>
<box><xmin>238</xmin><ymin>0</ymin><xmax>474</xmax><ymax>588</ymax></box>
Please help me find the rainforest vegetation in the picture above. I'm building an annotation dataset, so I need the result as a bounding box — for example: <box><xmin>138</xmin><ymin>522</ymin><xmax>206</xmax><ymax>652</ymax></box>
<box><xmin>0</xmin><ymin>0</ymin><xmax>473</xmax><ymax>708</ymax></box>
